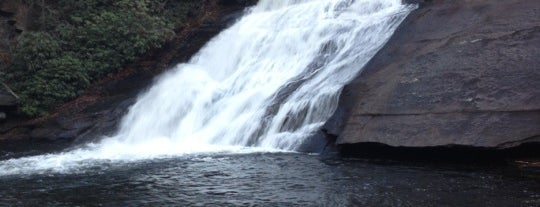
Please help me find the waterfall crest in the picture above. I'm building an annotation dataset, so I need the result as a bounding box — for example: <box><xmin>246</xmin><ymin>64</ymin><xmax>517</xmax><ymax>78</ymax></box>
<box><xmin>0</xmin><ymin>0</ymin><xmax>414</xmax><ymax>175</ymax></box>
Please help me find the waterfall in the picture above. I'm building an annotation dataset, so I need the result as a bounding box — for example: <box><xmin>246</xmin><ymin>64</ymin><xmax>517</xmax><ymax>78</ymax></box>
<box><xmin>0</xmin><ymin>0</ymin><xmax>415</xmax><ymax>175</ymax></box>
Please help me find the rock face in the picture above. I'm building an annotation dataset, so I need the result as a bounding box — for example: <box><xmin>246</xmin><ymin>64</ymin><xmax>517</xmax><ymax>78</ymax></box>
<box><xmin>0</xmin><ymin>0</ymin><xmax>37</xmax><ymax>63</ymax></box>
<box><xmin>0</xmin><ymin>86</ymin><xmax>17</xmax><ymax>121</ymax></box>
<box><xmin>336</xmin><ymin>0</ymin><xmax>540</xmax><ymax>148</ymax></box>
<box><xmin>0</xmin><ymin>89</ymin><xmax>16</xmax><ymax>107</ymax></box>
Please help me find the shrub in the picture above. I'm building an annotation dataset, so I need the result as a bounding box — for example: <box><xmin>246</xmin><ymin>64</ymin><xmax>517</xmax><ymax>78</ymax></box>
<box><xmin>5</xmin><ymin>0</ymin><xmax>202</xmax><ymax>116</ymax></box>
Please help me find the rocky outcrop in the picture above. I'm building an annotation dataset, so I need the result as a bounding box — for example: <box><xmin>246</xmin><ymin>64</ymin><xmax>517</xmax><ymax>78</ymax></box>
<box><xmin>0</xmin><ymin>0</ymin><xmax>37</xmax><ymax>60</ymax></box>
<box><xmin>0</xmin><ymin>0</ymin><xmax>35</xmax><ymax>32</ymax></box>
<box><xmin>335</xmin><ymin>0</ymin><xmax>540</xmax><ymax>148</ymax></box>
<box><xmin>0</xmin><ymin>89</ymin><xmax>16</xmax><ymax>107</ymax></box>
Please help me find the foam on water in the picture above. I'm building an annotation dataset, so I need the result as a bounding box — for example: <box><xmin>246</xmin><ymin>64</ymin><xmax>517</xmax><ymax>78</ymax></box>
<box><xmin>0</xmin><ymin>0</ymin><xmax>414</xmax><ymax>175</ymax></box>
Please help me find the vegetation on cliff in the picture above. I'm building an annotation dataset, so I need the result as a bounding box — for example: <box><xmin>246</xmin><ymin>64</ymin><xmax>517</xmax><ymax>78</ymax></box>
<box><xmin>1</xmin><ymin>0</ymin><xmax>201</xmax><ymax>116</ymax></box>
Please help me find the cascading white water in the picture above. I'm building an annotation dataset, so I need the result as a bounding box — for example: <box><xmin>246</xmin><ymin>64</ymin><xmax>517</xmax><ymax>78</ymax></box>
<box><xmin>0</xmin><ymin>0</ymin><xmax>415</xmax><ymax>175</ymax></box>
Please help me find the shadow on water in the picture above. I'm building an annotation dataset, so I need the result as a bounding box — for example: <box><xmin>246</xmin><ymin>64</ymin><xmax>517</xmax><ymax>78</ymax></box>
<box><xmin>338</xmin><ymin>142</ymin><xmax>540</xmax><ymax>167</ymax></box>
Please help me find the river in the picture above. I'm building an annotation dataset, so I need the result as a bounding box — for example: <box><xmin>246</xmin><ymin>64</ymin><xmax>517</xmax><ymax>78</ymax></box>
<box><xmin>0</xmin><ymin>144</ymin><xmax>538</xmax><ymax>206</ymax></box>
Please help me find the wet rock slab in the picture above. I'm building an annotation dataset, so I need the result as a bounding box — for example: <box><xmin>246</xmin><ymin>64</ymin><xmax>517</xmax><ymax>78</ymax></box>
<box><xmin>336</xmin><ymin>0</ymin><xmax>540</xmax><ymax>148</ymax></box>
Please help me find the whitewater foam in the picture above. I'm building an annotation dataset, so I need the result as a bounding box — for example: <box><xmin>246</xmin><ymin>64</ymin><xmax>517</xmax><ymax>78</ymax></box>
<box><xmin>0</xmin><ymin>0</ymin><xmax>415</xmax><ymax>175</ymax></box>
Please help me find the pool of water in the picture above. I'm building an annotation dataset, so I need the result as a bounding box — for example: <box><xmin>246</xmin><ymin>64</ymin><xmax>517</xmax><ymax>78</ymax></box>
<box><xmin>0</xmin><ymin>148</ymin><xmax>538</xmax><ymax>207</ymax></box>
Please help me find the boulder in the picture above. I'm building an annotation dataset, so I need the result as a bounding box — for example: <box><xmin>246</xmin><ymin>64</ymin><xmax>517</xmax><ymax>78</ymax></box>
<box><xmin>0</xmin><ymin>92</ymin><xmax>16</xmax><ymax>106</ymax></box>
<box><xmin>0</xmin><ymin>85</ymin><xmax>17</xmax><ymax>121</ymax></box>
<box><xmin>336</xmin><ymin>0</ymin><xmax>540</xmax><ymax>148</ymax></box>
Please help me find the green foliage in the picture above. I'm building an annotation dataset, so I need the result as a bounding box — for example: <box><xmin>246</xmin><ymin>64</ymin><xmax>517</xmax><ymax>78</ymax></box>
<box><xmin>8</xmin><ymin>32</ymin><xmax>90</xmax><ymax>116</ymax></box>
<box><xmin>5</xmin><ymin>0</ymin><xmax>202</xmax><ymax>116</ymax></box>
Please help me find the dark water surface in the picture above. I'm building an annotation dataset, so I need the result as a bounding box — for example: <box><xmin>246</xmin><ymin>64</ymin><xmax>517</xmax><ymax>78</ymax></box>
<box><xmin>0</xmin><ymin>150</ymin><xmax>539</xmax><ymax>207</ymax></box>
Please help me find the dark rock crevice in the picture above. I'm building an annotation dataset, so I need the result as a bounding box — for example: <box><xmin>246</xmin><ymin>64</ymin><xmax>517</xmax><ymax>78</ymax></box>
<box><xmin>497</xmin><ymin>136</ymin><xmax>540</xmax><ymax>149</ymax></box>
<box><xmin>339</xmin><ymin>142</ymin><xmax>540</xmax><ymax>162</ymax></box>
